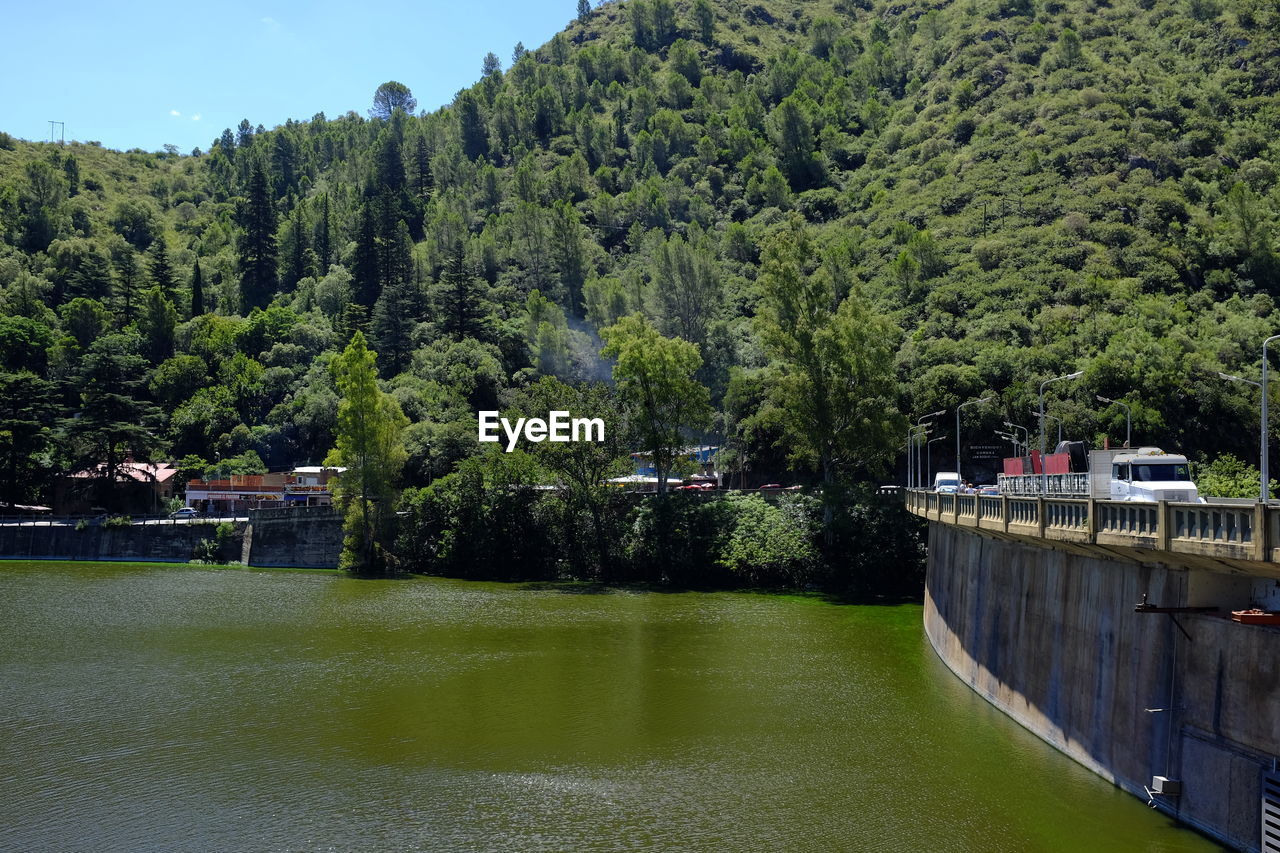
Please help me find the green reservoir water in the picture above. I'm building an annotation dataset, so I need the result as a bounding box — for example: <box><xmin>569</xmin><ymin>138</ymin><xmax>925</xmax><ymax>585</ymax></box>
<box><xmin>0</xmin><ymin>562</ymin><xmax>1217</xmax><ymax>852</ymax></box>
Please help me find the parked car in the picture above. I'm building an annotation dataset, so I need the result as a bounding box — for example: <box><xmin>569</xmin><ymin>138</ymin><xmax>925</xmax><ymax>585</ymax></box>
<box><xmin>169</xmin><ymin>507</ymin><xmax>200</xmax><ymax>520</ymax></box>
<box><xmin>977</xmin><ymin>485</ymin><xmax>1000</xmax><ymax>496</ymax></box>
<box><xmin>758</xmin><ymin>483</ymin><xmax>784</xmax><ymax>490</ymax></box>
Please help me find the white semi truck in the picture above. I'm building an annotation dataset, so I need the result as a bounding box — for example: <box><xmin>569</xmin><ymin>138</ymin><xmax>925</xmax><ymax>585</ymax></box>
<box><xmin>997</xmin><ymin>446</ymin><xmax>1202</xmax><ymax>502</ymax></box>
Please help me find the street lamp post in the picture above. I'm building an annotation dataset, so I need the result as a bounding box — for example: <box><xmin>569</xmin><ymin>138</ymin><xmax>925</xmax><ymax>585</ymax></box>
<box><xmin>928</xmin><ymin>435</ymin><xmax>946</xmax><ymax>487</ymax></box>
<box><xmin>906</xmin><ymin>429</ymin><xmax>916</xmax><ymax>488</ymax></box>
<box><xmin>1218</xmin><ymin>372</ymin><xmax>1267</xmax><ymax>502</ymax></box>
<box><xmin>956</xmin><ymin>397</ymin><xmax>993</xmax><ymax>486</ymax></box>
<box><xmin>912</xmin><ymin>424</ymin><xmax>934</xmax><ymax>488</ymax></box>
<box><xmin>1263</xmin><ymin>335</ymin><xmax>1280</xmax><ymax>503</ymax></box>
<box><xmin>1004</xmin><ymin>421</ymin><xmax>1030</xmax><ymax>456</ymax></box>
<box><xmin>907</xmin><ymin>425</ymin><xmax>930</xmax><ymax>488</ymax></box>
<box><xmin>1040</xmin><ymin>372</ymin><xmax>1083</xmax><ymax>494</ymax></box>
<box><xmin>914</xmin><ymin>410</ymin><xmax>945</xmax><ymax>488</ymax></box>
<box><xmin>1033</xmin><ymin>411</ymin><xmax>1063</xmax><ymax>446</ymax></box>
<box><xmin>1095</xmin><ymin>395</ymin><xmax>1131</xmax><ymax>449</ymax></box>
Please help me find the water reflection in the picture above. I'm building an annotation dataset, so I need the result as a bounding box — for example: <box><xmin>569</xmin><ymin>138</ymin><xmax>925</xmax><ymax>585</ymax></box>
<box><xmin>0</xmin><ymin>563</ymin><xmax>1217</xmax><ymax>851</ymax></box>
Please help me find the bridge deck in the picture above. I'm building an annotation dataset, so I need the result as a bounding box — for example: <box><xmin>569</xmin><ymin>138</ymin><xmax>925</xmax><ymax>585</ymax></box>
<box><xmin>905</xmin><ymin>490</ymin><xmax>1280</xmax><ymax>577</ymax></box>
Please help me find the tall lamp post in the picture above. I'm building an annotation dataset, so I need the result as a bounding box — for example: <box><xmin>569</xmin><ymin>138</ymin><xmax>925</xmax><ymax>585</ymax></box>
<box><xmin>1003</xmin><ymin>421</ymin><xmax>1030</xmax><ymax>456</ymax></box>
<box><xmin>1262</xmin><ymin>335</ymin><xmax>1280</xmax><ymax>503</ymax></box>
<box><xmin>1218</xmin><ymin>371</ymin><xmax>1267</xmax><ymax>502</ymax></box>
<box><xmin>1040</xmin><ymin>372</ymin><xmax>1083</xmax><ymax>494</ymax></box>
<box><xmin>956</xmin><ymin>396</ymin><xmax>993</xmax><ymax>486</ymax></box>
<box><xmin>928</xmin><ymin>435</ymin><xmax>947</xmax><ymax>487</ymax></box>
<box><xmin>907</xmin><ymin>425</ymin><xmax>931</xmax><ymax>488</ymax></box>
<box><xmin>905</xmin><ymin>428</ymin><xmax>914</xmax><ymax>488</ymax></box>
<box><xmin>915</xmin><ymin>410</ymin><xmax>945</xmax><ymax>488</ymax></box>
<box><xmin>906</xmin><ymin>427</ymin><xmax>919</xmax><ymax>488</ymax></box>
<box><xmin>1095</xmin><ymin>395</ymin><xmax>1131</xmax><ymax>449</ymax></box>
<box><xmin>1033</xmin><ymin>411</ymin><xmax>1064</xmax><ymax>446</ymax></box>
<box><xmin>912</xmin><ymin>424</ymin><xmax>934</xmax><ymax>488</ymax></box>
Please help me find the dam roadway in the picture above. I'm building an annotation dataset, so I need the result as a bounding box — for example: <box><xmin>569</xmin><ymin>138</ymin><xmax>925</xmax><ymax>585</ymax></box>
<box><xmin>907</xmin><ymin>490</ymin><xmax>1280</xmax><ymax>851</ymax></box>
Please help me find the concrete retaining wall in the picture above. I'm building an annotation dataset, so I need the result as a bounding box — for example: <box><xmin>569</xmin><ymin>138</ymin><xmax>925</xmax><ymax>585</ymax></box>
<box><xmin>242</xmin><ymin>506</ymin><xmax>343</xmax><ymax>568</ymax></box>
<box><xmin>0</xmin><ymin>521</ymin><xmax>244</xmax><ymax>563</ymax></box>
<box><xmin>925</xmin><ymin>522</ymin><xmax>1280</xmax><ymax>851</ymax></box>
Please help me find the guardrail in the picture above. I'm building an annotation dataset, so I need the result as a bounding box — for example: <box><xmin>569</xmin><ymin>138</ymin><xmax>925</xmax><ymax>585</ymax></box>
<box><xmin>904</xmin><ymin>489</ymin><xmax>1272</xmax><ymax>564</ymax></box>
<box><xmin>0</xmin><ymin>513</ymin><xmax>243</xmax><ymax>527</ymax></box>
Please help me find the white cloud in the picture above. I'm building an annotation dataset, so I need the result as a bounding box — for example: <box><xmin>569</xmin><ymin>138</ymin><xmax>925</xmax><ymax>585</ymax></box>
<box><xmin>191</xmin><ymin>113</ymin><xmax>202</xmax><ymax>121</ymax></box>
<box><xmin>169</xmin><ymin>109</ymin><xmax>181</xmax><ymax>117</ymax></box>
<box><xmin>261</xmin><ymin>16</ymin><xmax>278</xmax><ymax>27</ymax></box>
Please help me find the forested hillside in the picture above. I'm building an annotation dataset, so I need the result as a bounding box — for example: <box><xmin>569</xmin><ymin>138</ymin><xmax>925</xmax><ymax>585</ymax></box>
<box><xmin>2</xmin><ymin>0</ymin><xmax>1280</xmax><ymax>512</ymax></box>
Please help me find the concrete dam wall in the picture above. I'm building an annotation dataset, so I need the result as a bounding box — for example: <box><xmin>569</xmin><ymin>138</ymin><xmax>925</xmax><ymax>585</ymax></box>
<box><xmin>0</xmin><ymin>521</ymin><xmax>245</xmax><ymax>563</ymax></box>
<box><xmin>0</xmin><ymin>508</ymin><xmax>343</xmax><ymax>569</ymax></box>
<box><xmin>924</xmin><ymin>522</ymin><xmax>1280</xmax><ymax>851</ymax></box>
<box><xmin>241</xmin><ymin>506</ymin><xmax>343</xmax><ymax>568</ymax></box>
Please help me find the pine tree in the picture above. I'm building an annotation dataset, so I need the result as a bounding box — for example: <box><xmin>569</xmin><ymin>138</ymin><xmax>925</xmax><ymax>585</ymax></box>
<box><xmin>60</xmin><ymin>334</ymin><xmax>163</xmax><ymax>512</ymax></box>
<box><xmin>137</xmin><ymin>287</ymin><xmax>178</xmax><ymax>364</ymax></box>
<box><xmin>352</xmin><ymin>200</ymin><xmax>380</xmax><ymax>308</ymax></box>
<box><xmin>577</xmin><ymin>0</ymin><xmax>591</xmax><ymax>22</ymax></box>
<box><xmin>456</xmin><ymin>91</ymin><xmax>489</xmax><ymax>160</ymax></box>
<box><xmin>550</xmin><ymin>202</ymin><xmax>588</xmax><ymax>315</ymax></box>
<box><xmin>113</xmin><ymin>248</ymin><xmax>141</xmax><ymax>322</ymax></box>
<box><xmin>316</xmin><ymin>193</ymin><xmax>333</xmax><ymax>273</ymax></box>
<box><xmin>372</xmin><ymin>224</ymin><xmax>420</xmax><ymax>376</ymax></box>
<box><xmin>190</xmin><ymin>259</ymin><xmax>205</xmax><ymax>317</ymax></box>
<box><xmin>0</xmin><ymin>371</ymin><xmax>57</xmax><ymax>506</ymax></box>
<box><xmin>693</xmin><ymin>0</ymin><xmax>714</xmax><ymax>43</ymax></box>
<box><xmin>148</xmin><ymin>238</ymin><xmax>176</xmax><ymax>298</ymax></box>
<box><xmin>282</xmin><ymin>205</ymin><xmax>310</xmax><ymax>290</ymax></box>
<box><xmin>412</xmin><ymin>137</ymin><xmax>433</xmax><ymax>205</ymax></box>
<box><xmin>238</xmin><ymin>159</ymin><xmax>278</xmax><ymax>311</ymax></box>
<box><xmin>437</xmin><ymin>239</ymin><xmax>487</xmax><ymax>341</ymax></box>
<box><xmin>69</xmin><ymin>246</ymin><xmax>113</xmax><ymax>301</ymax></box>
<box><xmin>63</xmin><ymin>154</ymin><xmax>80</xmax><ymax>197</ymax></box>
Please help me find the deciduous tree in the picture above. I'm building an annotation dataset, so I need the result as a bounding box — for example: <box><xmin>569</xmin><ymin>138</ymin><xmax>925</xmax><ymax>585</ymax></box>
<box><xmin>755</xmin><ymin>219</ymin><xmax>903</xmax><ymax>495</ymax></box>
<box><xmin>600</xmin><ymin>313</ymin><xmax>711</xmax><ymax>493</ymax></box>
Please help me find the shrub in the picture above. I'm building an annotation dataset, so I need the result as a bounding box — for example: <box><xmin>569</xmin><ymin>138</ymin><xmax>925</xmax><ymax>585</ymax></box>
<box><xmin>716</xmin><ymin>493</ymin><xmax>820</xmax><ymax>586</ymax></box>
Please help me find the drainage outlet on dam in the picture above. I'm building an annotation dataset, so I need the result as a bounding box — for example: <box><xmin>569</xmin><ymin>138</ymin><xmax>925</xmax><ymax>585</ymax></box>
<box><xmin>1264</xmin><ymin>770</ymin><xmax>1280</xmax><ymax>853</ymax></box>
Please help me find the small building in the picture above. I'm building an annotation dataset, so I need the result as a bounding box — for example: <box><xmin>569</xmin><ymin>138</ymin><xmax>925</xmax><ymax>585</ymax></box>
<box><xmin>184</xmin><ymin>466</ymin><xmax>345</xmax><ymax>514</ymax></box>
<box><xmin>284</xmin><ymin>466</ymin><xmax>345</xmax><ymax>507</ymax></box>
<box><xmin>56</xmin><ymin>461</ymin><xmax>179</xmax><ymax>515</ymax></box>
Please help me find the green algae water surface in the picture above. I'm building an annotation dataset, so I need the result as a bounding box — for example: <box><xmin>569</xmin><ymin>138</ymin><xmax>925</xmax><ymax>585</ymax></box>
<box><xmin>0</xmin><ymin>562</ymin><xmax>1217</xmax><ymax>852</ymax></box>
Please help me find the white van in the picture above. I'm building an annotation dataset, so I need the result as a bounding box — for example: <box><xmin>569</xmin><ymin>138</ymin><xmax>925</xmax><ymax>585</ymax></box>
<box><xmin>934</xmin><ymin>472</ymin><xmax>961</xmax><ymax>493</ymax></box>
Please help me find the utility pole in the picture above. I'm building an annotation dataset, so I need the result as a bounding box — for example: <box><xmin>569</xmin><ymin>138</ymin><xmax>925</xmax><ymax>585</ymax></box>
<box><xmin>1263</xmin><ymin>335</ymin><xmax>1280</xmax><ymax>503</ymax></box>
<box><xmin>48</xmin><ymin>121</ymin><xmax>64</xmax><ymax>145</ymax></box>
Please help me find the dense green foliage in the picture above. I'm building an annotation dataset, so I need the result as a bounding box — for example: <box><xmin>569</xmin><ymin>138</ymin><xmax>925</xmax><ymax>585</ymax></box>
<box><xmin>1193</xmin><ymin>452</ymin><xmax>1277</xmax><ymax>498</ymax></box>
<box><xmin>3</xmin><ymin>0</ymin><xmax>1280</xmax><ymax>582</ymax></box>
<box><xmin>399</xmin><ymin>469</ymin><xmax>923</xmax><ymax>595</ymax></box>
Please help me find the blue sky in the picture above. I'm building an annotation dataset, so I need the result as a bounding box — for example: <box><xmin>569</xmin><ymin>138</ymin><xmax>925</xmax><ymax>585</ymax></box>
<box><xmin>2</xmin><ymin>0</ymin><xmax>576</xmax><ymax>152</ymax></box>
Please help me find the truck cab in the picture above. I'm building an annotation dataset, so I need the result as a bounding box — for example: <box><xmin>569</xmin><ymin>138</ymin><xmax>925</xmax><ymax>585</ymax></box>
<box><xmin>1108</xmin><ymin>448</ymin><xmax>1200</xmax><ymax>503</ymax></box>
<box><xmin>933</xmin><ymin>472</ymin><xmax>961</xmax><ymax>493</ymax></box>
